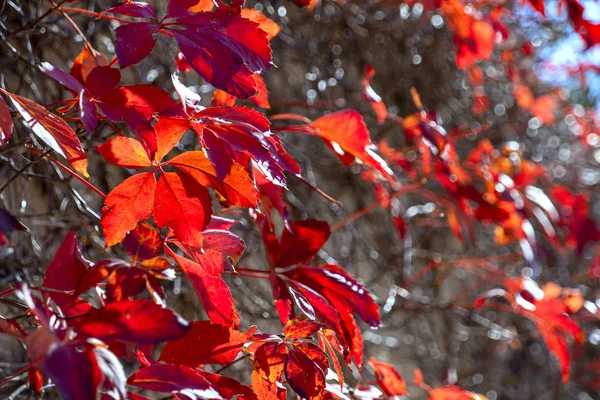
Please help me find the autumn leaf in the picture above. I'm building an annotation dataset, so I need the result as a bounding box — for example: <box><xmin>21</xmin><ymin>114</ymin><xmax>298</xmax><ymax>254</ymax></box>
<box><xmin>1</xmin><ymin>89</ymin><xmax>89</xmax><ymax>177</ymax></box>
<box><xmin>0</xmin><ymin>95</ymin><xmax>12</xmax><ymax>145</ymax></box>
<box><xmin>74</xmin><ymin>299</ymin><xmax>190</xmax><ymax>344</ymax></box>
<box><xmin>307</xmin><ymin>110</ymin><xmax>394</xmax><ymax>183</ymax></box>
<box><xmin>368</xmin><ymin>357</ymin><xmax>408</xmax><ymax>396</ymax></box>
<box><xmin>102</xmin><ymin>172</ymin><xmax>156</xmax><ymax>248</ymax></box>
<box><xmin>167</xmin><ymin>247</ymin><xmax>240</xmax><ymax>327</ymax></box>
<box><xmin>160</xmin><ymin>321</ymin><xmax>256</xmax><ymax>367</ymax></box>
<box><xmin>153</xmin><ymin>172</ymin><xmax>212</xmax><ymax>251</ymax></box>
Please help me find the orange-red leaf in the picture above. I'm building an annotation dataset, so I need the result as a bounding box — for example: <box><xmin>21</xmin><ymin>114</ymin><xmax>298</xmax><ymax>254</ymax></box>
<box><xmin>102</xmin><ymin>172</ymin><xmax>156</xmax><ymax>248</ymax></box>
<box><xmin>241</xmin><ymin>9</ymin><xmax>280</xmax><ymax>41</ymax></box>
<box><xmin>308</xmin><ymin>110</ymin><xmax>394</xmax><ymax>183</ymax></box>
<box><xmin>284</xmin><ymin>317</ymin><xmax>322</xmax><ymax>339</ymax></box>
<box><xmin>167</xmin><ymin>150</ymin><xmax>259</xmax><ymax>208</ymax></box>
<box><xmin>368</xmin><ymin>357</ymin><xmax>408</xmax><ymax>396</ymax></box>
<box><xmin>96</xmin><ymin>137</ymin><xmax>152</xmax><ymax>169</ymax></box>
<box><xmin>153</xmin><ymin>172</ymin><xmax>212</xmax><ymax>250</ymax></box>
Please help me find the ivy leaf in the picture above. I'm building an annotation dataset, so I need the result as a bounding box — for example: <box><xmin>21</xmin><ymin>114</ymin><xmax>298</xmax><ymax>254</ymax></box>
<box><xmin>101</xmin><ymin>172</ymin><xmax>156</xmax><ymax>248</ymax></box>
<box><xmin>96</xmin><ymin>136</ymin><xmax>153</xmax><ymax>169</ymax></box>
<box><xmin>74</xmin><ymin>299</ymin><xmax>190</xmax><ymax>344</ymax></box>
<box><xmin>0</xmin><ymin>96</ymin><xmax>12</xmax><ymax>145</ymax></box>
<box><xmin>307</xmin><ymin>110</ymin><xmax>394</xmax><ymax>183</ymax></box>
<box><xmin>114</xmin><ymin>22</ymin><xmax>159</xmax><ymax>68</ymax></box>
<box><xmin>44</xmin><ymin>345</ymin><xmax>102</xmax><ymax>400</ymax></box>
<box><xmin>167</xmin><ymin>10</ymin><xmax>273</xmax><ymax>98</ymax></box>
<box><xmin>167</xmin><ymin>150</ymin><xmax>259</xmax><ymax>208</ymax></box>
<box><xmin>367</xmin><ymin>357</ymin><xmax>408</xmax><ymax>396</ymax></box>
<box><xmin>167</xmin><ymin>247</ymin><xmax>240</xmax><ymax>327</ymax></box>
<box><xmin>1</xmin><ymin>90</ymin><xmax>89</xmax><ymax>177</ymax></box>
<box><xmin>160</xmin><ymin>321</ymin><xmax>256</xmax><ymax>367</ymax></box>
<box><xmin>153</xmin><ymin>172</ymin><xmax>212</xmax><ymax>251</ymax></box>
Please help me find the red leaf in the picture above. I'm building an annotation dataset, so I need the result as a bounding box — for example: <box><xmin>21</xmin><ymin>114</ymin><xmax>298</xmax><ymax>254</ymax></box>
<box><xmin>0</xmin><ymin>95</ymin><xmax>12</xmax><ymax>145</ymax></box>
<box><xmin>565</xmin><ymin>0</ymin><xmax>600</xmax><ymax>48</ymax></box>
<box><xmin>367</xmin><ymin>357</ymin><xmax>408</xmax><ymax>396</ymax></box>
<box><xmin>167</xmin><ymin>150</ymin><xmax>259</xmax><ymax>207</ymax></box>
<box><xmin>194</xmin><ymin>106</ymin><xmax>297</xmax><ymax>184</ymax></box>
<box><xmin>284</xmin><ymin>317</ymin><xmax>322</xmax><ymax>339</ymax></box>
<box><xmin>254</xmin><ymin>341</ymin><xmax>288</xmax><ymax>383</ymax></box>
<box><xmin>44</xmin><ymin>345</ymin><xmax>102</xmax><ymax>400</ymax></box>
<box><xmin>42</xmin><ymin>231</ymin><xmax>90</xmax><ymax>291</ymax></box>
<box><xmin>153</xmin><ymin>172</ymin><xmax>212</xmax><ymax>250</ymax></box>
<box><xmin>285</xmin><ymin>346</ymin><xmax>326</xmax><ymax>400</ymax></box>
<box><xmin>2</xmin><ymin>90</ymin><xmax>89</xmax><ymax>177</ymax></box>
<box><xmin>308</xmin><ymin>110</ymin><xmax>394</xmax><ymax>183</ymax></box>
<box><xmin>96</xmin><ymin>85</ymin><xmax>179</xmax><ymax>157</ymax></box>
<box><xmin>287</xmin><ymin>264</ymin><xmax>381</xmax><ymax>328</ymax></box>
<box><xmin>123</xmin><ymin>221</ymin><xmax>163</xmax><ymax>261</ymax></box>
<box><xmin>277</xmin><ymin>219</ymin><xmax>330</xmax><ymax>268</ymax></box>
<box><xmin>167</xmin><ymin>247</ymin><xmax>240</xmax><ymax>327</ymax></box>
<box><xmin>128</xmin><ymin>364</ymin><xmax>214</xmax><ymax>395</ymax></box>
<box><xmin>74</xmin><ymin>299</ymin><xmax>190</xmax><ymax>344</ymax></box>
<box><xmin>84</xmin><ymin>66</ymin><xmax>121</xmax><ymax>99</ymax></box>
<box><xmin>101</xmin><ymin>172</ymin><xmax>156</xmax><ymax>248</ymax></box>
<box><xmin>96</xmin><ymin>136</ymin><xmax>152</xmax><ymax>169</ymax></box>
<box><xmin>167</xmin><ymin>10</ymin><xmax>272</xmax><ymax>98</ymax></box>
<box><xmin>114</xmin><ymin>22</ymin><xmax>159</xmax><ymax>68</ymax></box>
<box><xmin>523</xmin><ymin>0</ymin><xmax>545</xmax><ymax>15</ymax></box>
<box><xmin>160</xmin><ymin>321</ymin><xmax>255</xmax><ymax>366</ymax></box>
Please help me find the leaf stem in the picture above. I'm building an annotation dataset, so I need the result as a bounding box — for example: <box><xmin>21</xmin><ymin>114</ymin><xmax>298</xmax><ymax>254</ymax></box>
<box><xmin>44</xmin><ymin>154</ymin><xmax>107</xmax><ymax>198</ymax></box>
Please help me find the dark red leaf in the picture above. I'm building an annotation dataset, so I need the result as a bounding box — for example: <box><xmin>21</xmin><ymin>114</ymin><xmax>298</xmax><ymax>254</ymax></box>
<box><xmin>160</xmin><ymin>321</ymin><xmax>255</xmax><ymax>366</ymax></box>
<box><xmin>127</xmin><ymin>364</ymin><xmax>216</xmax><ymax>396</ymax></box>
<box><xmin>114</xmin><ymin>22</ymin><xmax>159</xmax><ymax>68</ymax></box>
<box><xmin>168</xmin><ymin>10</ymin><xmax>272</xmax><ymax>98</ymax></box>
<box><xmin>40</xmin><ymin>62</ymin><xmax>84</xmax><ymax>92</ymax></box>
<box><xmin>285</xmin><ymin>346</ymin><xmax>326</xmax><ymax>400</ymax></box>
<box><xmin>74</xmin><ymin>299</ymin><xmax>190</xmax><ymax>344</ymax></box>
<box><xmin>42</xmin><ymin>231</ymin><xmax>90</xmax><ymax>292</ymax></box>
<box><xmin>44</xmin><ymin>345</ymin><xmax>102</xmax><ymax>400</ymax></box>
<box><xmin>84</xmin><ymin>66</ymin><xmax>121</xmax><ymax>98</ymax></box>
<box><xmin>0</xmin><ymin>95</ymin><xmax>12</xmax><ymax>145</ymax></box>
<box><xmin>278</xmin><ymin>219</ymin><xmax>330</xmax><ymax>268</ymax></box>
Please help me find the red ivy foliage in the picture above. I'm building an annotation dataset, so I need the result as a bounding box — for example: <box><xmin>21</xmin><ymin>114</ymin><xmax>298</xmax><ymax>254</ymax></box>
<box><xmin>0</xmin><ymin>0</ymin><xmax>599</xmax><ymax>398</ymax></box>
